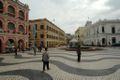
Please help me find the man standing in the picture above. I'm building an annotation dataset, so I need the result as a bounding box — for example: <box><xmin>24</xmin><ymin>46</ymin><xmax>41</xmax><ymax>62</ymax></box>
<box><xmin>14</xmin><ymin>47</ymin><xmax>17</xmax><ymax>56</ymax></box>
<box><xmin>76</xmin><ymin>45</ymin><xmax>81</xmax><ymax>62</ymax></box>
<box><xmin>42</xmin><ymin>47</ymin><xmax>50</xmax><ymax>71</ymax></box>
<box><xmin>39</xmin><ymin>45</ymin><xmax>42</xmax><ymax>52</ymax></box>
<box><xmin>34</xmin><ymin>47</ymin><xmax>36</xmax><ymax>56</ymax></box>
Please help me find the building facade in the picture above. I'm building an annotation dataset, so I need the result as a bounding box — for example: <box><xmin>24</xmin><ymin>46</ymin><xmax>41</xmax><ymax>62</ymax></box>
<box><xmin>29</xmin><ymin>18</ymin><xmax>65</xmax><ymax>48</ymax></box>
<box><xmin>75</xmin><ymin>27</ymin><xmax>84</xmax><ymax>45</ymax></box>
<box><xmin>0</xmin><ymin>0</ymin><xmax>29</xmax><ymax>53</ymax></box>
<box><xmin>84</xmin><ymin>20</ymin><xmax>120</xmax><ymax>46</ymax></box>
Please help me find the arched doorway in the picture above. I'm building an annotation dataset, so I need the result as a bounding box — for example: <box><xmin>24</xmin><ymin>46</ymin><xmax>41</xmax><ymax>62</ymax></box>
<box><xmin>0</xmin><ymin>39</ymin><xmax>2</xmax><ymax>53</ymax></box>
<box><xmin>0</xmin><ymin>20</ymin><xmax>2</xmax><ymax>29</ymax></box>
<box><xmin>0</xmin><ymin>1</ymin><xmax>3</xmax><ymax>13</ymax></box>
<box><xmin>102</xmin><ymin>38</ymin><xmax>106</xmax><ymax>46</ymax></box>
<box><xmin>18</xmin><ymin>39</ymin><xmax>24</xmax><ymax>51</ymax></box>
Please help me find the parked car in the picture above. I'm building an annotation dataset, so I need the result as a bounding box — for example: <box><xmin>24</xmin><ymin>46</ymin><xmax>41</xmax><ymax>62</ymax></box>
<box><xmin>112</xmin><ymin>43</ymin><xmax>120</xmax><ymax>46</ymax></box>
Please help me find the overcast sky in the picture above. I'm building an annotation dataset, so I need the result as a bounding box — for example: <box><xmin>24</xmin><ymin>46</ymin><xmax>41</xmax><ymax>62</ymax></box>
<box><xmin>20</xmin><ymin>0</ymin><xmax>120</xmax><ymax>34</ymax></box>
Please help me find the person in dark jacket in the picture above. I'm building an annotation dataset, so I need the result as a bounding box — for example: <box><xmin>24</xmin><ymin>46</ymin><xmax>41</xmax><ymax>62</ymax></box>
<box><xmin>34</xmin><ymin>47</ymin><xmax>36</xmax><ymax>56</ymax></box>
<box><xmin>39</xmin><ymin>45</ymin><xmax>42</xmax><ymax>52</ymax></box>
<box><xmin>42</xmin><ymin>47</ymin><xmax>50</xmax><ymax>71</ymax></box>
<box><xmin>76</xmin><ymin>45</ymin><xmax>81</xmax><ymax>62</ymax></box>
<box><xmin>14</xmin><ymin>47</ymin><xmax>17</xmax><ymax>56</ymax></box>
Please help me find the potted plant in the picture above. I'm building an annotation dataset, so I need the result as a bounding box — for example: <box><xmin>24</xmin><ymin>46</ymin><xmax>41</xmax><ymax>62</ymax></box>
<box><xmin>6</xmin><ymin>40</ymin><xmax>11</xmax><ymax>53</ymax></box>
<box><xmin>6</xmin><ymin>40</ymin><xmax>10</xmax><ymax>46</ymax></box>
<box><xmin>14</xmin><ymin>41</ymin><xmax>18</xmax><ymax>48</ymax></box>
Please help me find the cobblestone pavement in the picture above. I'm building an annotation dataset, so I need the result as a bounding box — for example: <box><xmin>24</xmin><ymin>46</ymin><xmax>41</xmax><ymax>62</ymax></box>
<box><xmin>0</xmin><ymin>47</ymin><xmax>120</xmax><ymax>80</ymax></box>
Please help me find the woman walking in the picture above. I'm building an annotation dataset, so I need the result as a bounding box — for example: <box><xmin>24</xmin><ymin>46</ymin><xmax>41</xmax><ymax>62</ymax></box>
<box><xmin>42</xmin><ymin>47</ymin><xmax>50</xmax><ymax>71</ymax></box>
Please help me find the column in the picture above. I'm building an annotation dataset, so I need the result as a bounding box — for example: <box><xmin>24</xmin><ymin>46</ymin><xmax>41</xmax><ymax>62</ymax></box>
<box><xmin>2</xmin><ymin>42</ymin><xmax>6</xmax><ymax>53</ymax></box>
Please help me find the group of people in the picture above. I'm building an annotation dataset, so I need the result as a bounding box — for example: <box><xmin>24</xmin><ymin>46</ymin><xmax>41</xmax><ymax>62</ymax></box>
<box><xmin>14</xmin><ymin>44</ymin><xmax>82</xmax><ymax>72</ymax></box>
<box><xmin>41</xmin><ymin>45</ymin><xmax>82</xmax><ymax>72</ymax></box>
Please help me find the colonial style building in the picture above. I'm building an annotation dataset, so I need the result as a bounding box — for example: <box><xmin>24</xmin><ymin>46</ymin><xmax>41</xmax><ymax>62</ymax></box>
<box><xmin>29</xmin><ymin>18</ymin><xmax>65</xmax><ymax>48</ymax></box>
<box><xmin>0</xmin><ymin>0</ymin><xmax>29</xmax><ymax>53</ymax></box>
<box><xmin>75</xmin><ymin>27</ymin><xmax>84</xmax><ymax>45</ymax></box>
<box><xmin>83</xmin><ymin>19</ymin><xmax>120</xmax><ymax>46</ymax></box>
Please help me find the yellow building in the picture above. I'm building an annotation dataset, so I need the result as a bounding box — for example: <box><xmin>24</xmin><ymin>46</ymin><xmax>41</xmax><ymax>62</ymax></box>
<box><xmin>75</xmin><ymin>27</ymin><xmax>85</xmax><ymax>45</ymax></box>
<box><xmin>29</xmin><ymin>18</ymin><xmax>65</xmax><ymax>48</ymax></box>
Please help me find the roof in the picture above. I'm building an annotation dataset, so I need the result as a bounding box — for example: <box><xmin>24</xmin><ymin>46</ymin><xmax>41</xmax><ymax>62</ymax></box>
<box><xmin>70</xmin><ymin>39</ymin><xmax>78</xmax><ymax>42</ymax></box>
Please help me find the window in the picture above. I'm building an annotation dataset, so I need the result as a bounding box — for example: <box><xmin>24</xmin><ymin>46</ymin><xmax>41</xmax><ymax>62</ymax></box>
<box><xmin>35</xmin><ymin>32</ymin><xmax>37</xmax><ymax>38</ymax></box>
<box><xmin>8</xmin><ymin>22</ymin><xmax>15</xmax><ymax>30</ymax></box>
<box><xmin>35</xmin><ymin>24</ymin><xmax>37</xmax><ymax>30</ymax></box>
<box><xmin>0</xmin><ymin>20</ymin><xmax>2</xmax><ymax>29</ymax></box>
<box><xmin>97</xmin><ymin>27</ymin><xmax>99</xmax><ymax>33</ymax></box>
<box><xmin>29</xmin><ymin>25</ymin><xmax>30</xmax><ymax>31</ymax></box>
<box><xmin>19</xmin><ymin>25</ymin><xmax>24</xmax><ymax>32</ymax></box>
<box><xmin>47</xmin><ymin>34</ymin><xmax>48</xmax><ymax>38</ymax></box>
<box><xmin>102</xmin><ymin>38</ymin><xmax>105</xmax><ymax>44</ymax></box>
<box><xmin>102</xmin><ymin>26</ymin><xmax>104</xmax><ymax>33</ymax></box>
<box><xmin>112</xmin><ymin>37</ymin><xmax>116</xmax><ymax>44</ymax></box>
<box><xmin>40</xmin><ymin>24</ymin><xmax>44</xmax><ymax>29</ymax></box>
<box><xmin>19</xmin><ymin>10</ymin><xmax>24</xmax><ymax>19</ymax></box>
<box><xmin>47</xmin><ymin>25</ymin><xmax>49</xmax><ymax>30</ymax></box>
<box><xmin>41</xmin><ymin>32</ymin><xmax>44</xmax><ymax>38</ymax></box>
<box><xmin>0</xmin><ymin>1</ymin><xmax>3</xmax><ymax>13</ymax></box>
<box><xmin>112</xmin><ymin>27</ymin><xmax>115</xmax><ymax>34</ymax></box>
<box><xmin>8</xmin><ymin>5</ymin><xmax>15</xmax><ymax>16</ymax></box>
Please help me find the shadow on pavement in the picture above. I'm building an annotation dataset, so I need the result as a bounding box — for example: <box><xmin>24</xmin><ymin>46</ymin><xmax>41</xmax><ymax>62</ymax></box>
<box><xmin>0</xmin><ymin>69</ymin><xmax>53</xmax><ymax>80</ymax></box>
<box><xmin>50</xmin><ymin>60</ymin><xmax>120</xmax><ymax>76</ymax></box>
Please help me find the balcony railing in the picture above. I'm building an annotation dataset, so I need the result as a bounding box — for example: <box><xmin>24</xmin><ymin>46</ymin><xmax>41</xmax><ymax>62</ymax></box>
<box><xmin>7</xmin><ymin>12</ymin><xmax>15</xmax><ymax>17</ymax></box>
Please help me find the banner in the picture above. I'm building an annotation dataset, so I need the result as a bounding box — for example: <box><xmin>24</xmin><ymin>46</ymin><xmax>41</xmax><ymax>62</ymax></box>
<box><xmin>32</xmin><ymin>25</ymin><xmax>36</xmax><ymax>37</ymax></box>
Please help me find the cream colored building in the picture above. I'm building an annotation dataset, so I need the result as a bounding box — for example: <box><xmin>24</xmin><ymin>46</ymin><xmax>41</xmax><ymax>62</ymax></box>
<box><xmin>84</xmin><ymin>20</ymin><xmax>120</xmax><ymax>46</ymax></box>
<box><xmin>75</xmin><ymin>27</ymin><xmax>85</xmax><ymax>45</ymax></box>
<box><xmin>29</xmin><ymin>18</ymin><xmax>65</xmax><ymax>48</ymax></box>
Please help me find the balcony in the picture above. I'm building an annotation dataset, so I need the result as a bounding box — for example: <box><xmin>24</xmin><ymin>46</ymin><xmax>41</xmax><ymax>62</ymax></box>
<box><xmin>7</xmin><ymin>12</ymin><xmax>15</xmax><ymax>17</ymax></box>
<box><xmin>18</xmin><ymin>16</ymin><xmax>24</xmax><ymax>20</ymax></box>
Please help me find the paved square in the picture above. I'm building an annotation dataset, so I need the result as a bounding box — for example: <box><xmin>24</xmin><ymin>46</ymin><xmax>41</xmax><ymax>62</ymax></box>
<box><xmin>0</xmin><ymin>47</ymin><xmax>120</xmax><ymax>80</ymax></box>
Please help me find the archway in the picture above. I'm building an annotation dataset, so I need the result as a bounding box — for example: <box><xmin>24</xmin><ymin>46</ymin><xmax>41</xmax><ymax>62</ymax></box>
<box><xmin>0</xmin><ymin>20</ymin><xmax>2</xmax><ymax>29</ymax></box>
<box><xmin>0</xmin><ymin>39</ymin><xmax>2</xmax><ymax>53</ymax></box>
<box><xmin>18</xmin><ymin>39</ymin><xmax>24</xmax><ymax>51</ymax></box>
<box><xmin>0</xmin><ymin>1</ymin><xmax>3</xmax><ymax>13</ymax></box>
<box><xmin>7</xmin><ymin>39</ymin><xmax>14</xmax><ymax>46</ymax></box>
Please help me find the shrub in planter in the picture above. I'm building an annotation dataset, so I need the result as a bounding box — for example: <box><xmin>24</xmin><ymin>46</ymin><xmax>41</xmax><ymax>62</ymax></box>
<box><xmin>6</xmin><ymin>40</ymin><xmax>10</xmax><ymax>46</ymax></box>
<box><xmin>14</xmin><ymin>41</ymin><xmax>18</xmax><ymax>47</ymax></box>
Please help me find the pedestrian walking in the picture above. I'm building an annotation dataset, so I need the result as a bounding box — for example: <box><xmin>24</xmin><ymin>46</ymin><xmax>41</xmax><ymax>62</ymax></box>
<box><xmin>42</xmin><ymin>47</ymin><xmax>50</xmax><ymax>71</ymax></box>
<box><xmin>34</xmin><ymin>47</ymin><xmax>36</xmax><ymax>56</ymax></box>
<box><xmin>76</xmin><ymin>45</ymin><xmax>81</xmax><ymax>62</ymax></box>
<box><xmin>39</xmin><ymin>45</ymin><xmax>42</xmax><ymax>52</ymax></box>
<box><xmin>22</xmin><ymin>46</ymin><xmax>24</xmax><ymax>53</ymax></box>
<box><xmin>14</xmin><ymin>47</ymin><xmax>17</xmax><ymax>56</ymax></box>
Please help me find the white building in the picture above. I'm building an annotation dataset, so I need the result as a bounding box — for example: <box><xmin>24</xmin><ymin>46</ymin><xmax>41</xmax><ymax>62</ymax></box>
<box><xmin>84</xmin><ymin>19</ymin><xmax>120</xmax><ymax>46</ymax></box>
